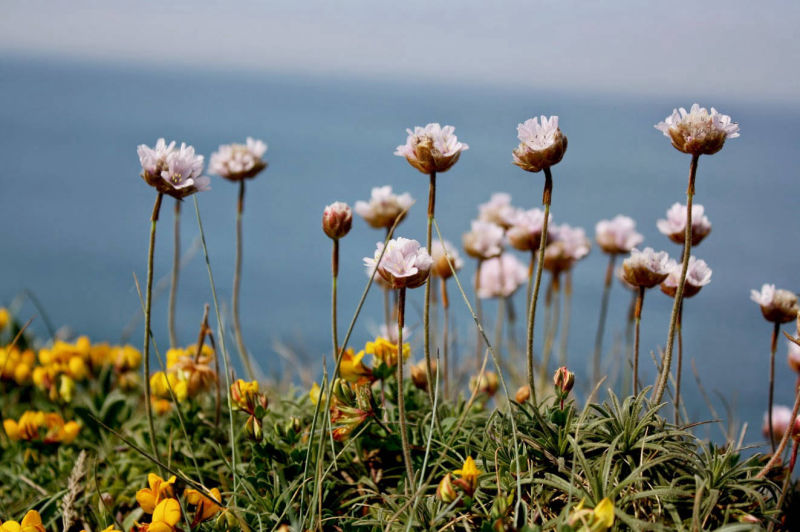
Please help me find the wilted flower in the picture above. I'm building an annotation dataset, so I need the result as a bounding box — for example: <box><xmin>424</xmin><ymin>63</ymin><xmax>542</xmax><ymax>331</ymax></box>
<box><xmin>394</xmin><ymin>123</ymin><xmax>468</xmax><ymax>174</ymax></box>
<box><xmin>621</xmin><ymin>248</ymin><xmax>670</xmax><ymax>289</ymax></box>
<box><xmin>655</xmin><ymin>103</ymin><xmax>739</xmax><ymax>156</ymax></box>
<box><xmin>543</xmin><ymin>224</ymin><xmax>591</xmax><ymax>273</ymax></box>
<box><xmin>763</xmin><ymin>405</ymin><xmax>800</xmax><ymax>443</ymax></box>
<box><xmin>354</xmin><ymin>186</ymin><xmax>414</xmax><ymax>229</ymax></box>
<box><xmin>135</xmin><ymin>473</ymin><xmax>176</xmax><ymax>514</ymax></box>
<box><xmin>462</xmin><ymin>220</ymin><xmax>504</xmax><ymax>260</ymax></box>
<box><xmin>788</xmin><ymin>341</ymin><xmax>800</xmax><ymax>373</ymax></box>
<box><xmin>322</xmin><ymin>202</ymin><xmax>353</xmax><ymax>240</ymax></box>
<box><xmin>138</xmin><ymin>139</ymin><xmax>210</xmax><ymax>199</ymax></box>
<box><xmin>209</xmin><ymin>137</ymin><xmax>267</xmax><ymax>181</ymax></box>
<box><xmin>430</xmin><ymin>239</ymin><xmax>464</xmax><ymax>279</ymax></box>
<box><xmin>478</xmin><ymin>193</ymin><xmax>516</xmax><ymax>229</ymax></box>
<box><xmin>476</xmin><ymin>254</ymin><xmax>527</xmax><ymax>299</ymax></box>
<box><xmin>363</xmin><ymin>238</ymin><xmax>433</xmax><ymax>289</ymax></box>
<box><xmin>656</xmin><ymin>203</ymin><xmax>712</xmax><ymax>246</ymax></box>
<box><xmin>751</xmin><ymin>284</ymin><xmax>799</xmax><ymax>323</ymax></box>
<box><xmin>512</xmin><ymin>115</ymin><xmax>568</xmax><ymax>172</ymax></box>
<box><xmin>507</xmin><ymin>208</ymin><xmax>552</xmax><ymax>252</ymax></box>
<box><xmin>595</xmin><ymin>215</ymin><xmax>643</xmax><ymax>255</ymax></box>
<box><xmin>660</xmin><ymin>256</ymin><xmax>712</xmax><ymax>298</ymax></box>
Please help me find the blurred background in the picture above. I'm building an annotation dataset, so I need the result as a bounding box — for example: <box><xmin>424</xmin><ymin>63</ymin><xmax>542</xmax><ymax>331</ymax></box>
<box><xmin>2</xmin><ymin>1</ymin><xmax>799</xmax><ymax>444</ymax></box>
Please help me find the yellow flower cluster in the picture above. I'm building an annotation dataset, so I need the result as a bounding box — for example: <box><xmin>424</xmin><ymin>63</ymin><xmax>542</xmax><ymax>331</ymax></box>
<box><xmin>0</xmin><ymin>510</ymin><xmax>46</xmax><ymax>532</ymax></box>
<box><xmin>3</xmin><ymin>411</ymin><xmax>80</xmax><ymax>444</ymax></box>
<box><xmin>363</xmin><ymin>336</ymin><xmax>410</xmax><ymax>368</ymax></box>
<box><xmin>0</xmin><ymin>346</ymin><xmax>36</xmax><ymax>384</ymax></box>
<box><xmin>150</xmin><ymin>344</ymin><xmax>217</xmax><ymax>412</ymax></box>
<box><xmin>135</xmin><ymin>473</ymin><xmax>223</xmax><ymax>531</ymax></box>
<box><xmin>437</xmin><ymin>456</ymin><xmax>482</xmax><ymax>501</ymax></box>
<box><xmin>0</xmin><ymin>307</ymin><xmax>10</xmax><ymax>331</ymax></box>
<box><xmin>568</xmin><ymin>498</ymin><xmax>615</xmax><ymax>532</ymax></box>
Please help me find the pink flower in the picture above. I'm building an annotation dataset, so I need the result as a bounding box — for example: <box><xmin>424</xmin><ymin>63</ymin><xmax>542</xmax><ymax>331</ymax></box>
<box><xmin>322</xmin><ymin>202</ymin><xmax>352</xmax><ymax>240</ymax></box>
<box><xmin>507</xmin><ymin>208</ymin><xmax>552</xmax><ymax>252</ymax></box>
<box><xmin>595</xmin><ymin>215</ymin><xmax>643</xmax><ymax>255</ymax></box>
<box><xmin>512</xmin><ymin>115</ymin><xmax>567</xmax><ymax>172</ymax></box>
<box><xmin>656</xmin><ymin>203</ymin><xmax>712</xmax><ymax>246</ymax></box>
<box><xmin>751</xmin><ymin>284</ymin><xmax>799</xmax><ymax>323</ymax></box>
<box><xmin>364</xmin><ymin>237</ymin><xmax>433</xmax><ymax>289</ymax></box>
<box><xmin>787</xmin><ymin>341</ymin><xmax>800</xmax><ymax>373</ymax></box>
<box><xmin>621</xmin><ymin>248</ymin><xmax>671</xmax><ymax>289</ymax></box>
<box><xmin>138</xmin><ymin>139</ymin><xmax>210</xmax><ymax>199</ymax></box>
<box><xmin>660</xmin><ymin>256</ymin><xmax>712</xmax><ymax>298</ymax></box>
<box><xmin>655</xmin><ymin>103</ymin><xmax>739</xmax><ymax>156</ymax></box>
<box><xmin>462</xmin><ymin>220</ymin><xmax>504</xmax><ymax>260</ymax></box>
<box><xmin>543</xmin><ymin>224</ymin><xmax>591</xmax><ymax>273</ymax></box>
<box><xmin>430</xmin><ymin>239</ymin><xmax>464</xmax><ymax>279</ymax></box>
<box><xmin>354</xmin><ymin>186</ymin><xmax>415</xmax><ymax>229</ymax></box>
<box><xmin>478</xmin><ymin>193</ymin><xmax>516</xmax><ymax>229</ymax></box>
<box><xmin>763</xmin><ymin>405</ymin><xmax>800</xmax><ymax>443</ymax></box>
<box><xmin>394</xmin><ymin>124</ymin><xmax>468</xmax><ymax>174</ymax></box>
<box><xmin>476</xmin><ymin>254</ymin><xmax>528</xmax><ymax>299</ymax></box>
<box><xmin>209</xmin><ymin>137</ymin><xmax>268</xmax><ymax>181</ymax></box>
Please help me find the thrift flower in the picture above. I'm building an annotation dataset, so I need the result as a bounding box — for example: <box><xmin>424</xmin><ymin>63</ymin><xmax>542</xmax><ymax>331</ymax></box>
<box><xmin>543</xmin><ymin>224</ymin><xmax>591</xmax><ymax>273</ymax></box>
<box><xmin>595</xmin><ymin>215</ymin><xmax>643</xmax><ymax>255</ymax></box>
<box><xmin>655</xmin><ymin>103</ymin><xmax>739</xmax><ymax>155</ymax></box>
<box><xmin>621</xmin><ymin>248</ymin><xmax>671</xmax><ymax>289</ymax></box>
<box><xmin>462</xmin><ymin>220</ymin><xmax>504</xmax><ymax>260</ymax></box>
<box><xmin>657</xmin><ymin>203</ymin><xmax>712</xmax><ymax>246</ymax></box>
<box><xmin>661</xmin><ymin>256</ymin><xmax>712</xmax><ymax>298</ymax></box>
<box><xmin>512</xmin><ymin>115</ymin><xmax>567</xmax><ymax>172</ymax></box>
<box><xmin>478</xmin><ymin>193</ymin><xmax>516</xmax><ymax>229</ymax></box>
<box><xmin>354</xmin><ymin>186</ymin><xmax>414</xmax><ymax>229</ymax></box>
<box><xmin>763</xmin><ymin>405</ymin><xmax>800</xmax><ymax>443</ymax></box>
<box><xmin>430</xmin><ymin>239</ymin><xmax>464</xmax><ymax>279</ymax></box>
<box><xmin>363</xmin><ymin>237</ymin><xmax>433</xmax><ymax>290</ymax></box>
<box><xmin>507</xmin><ymin>208</ymin><xmax>552</xmax><ymax>252</ymax></box>
<box><xmin>751</xmin><ymin>284</ymin><xmax>799</xmax><ymax>323</ymax></box>
<box><xmin>788</xmin><ymin>341</ymin><xmax>800</xmax><ymax>373</ymax></box>
<box><xmin>138</xmin><ymin>139</ymin><xmax>210</xmax><ymax>199</ymax></box>
<box><xmin>322</xmin><ymin>202</ymin><xmax>353</xmax><ymax>240</ymax></box>
<box><xmin>394</xmin><ymin>123</ymin><xmax>469</xmax><ymax>174</ymax></box>
<box><xmin>209</xmin><ymin>137</ymin><xmax>267</xmax><ymax>181</ymax></box>
<box><xmin>136</xmin><ymin>473</ymin><xmax>176</xmax><ymax>514</ymax></box>
<box><xmin>476</xmin><ymin>254</ymin><xmax>527</xmax><ymax>299</ymax></box>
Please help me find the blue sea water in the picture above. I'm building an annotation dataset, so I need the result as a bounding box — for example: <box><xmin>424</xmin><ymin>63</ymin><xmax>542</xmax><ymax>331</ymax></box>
<box><xmin>1</xmin><ymin>54</ymin><xmax>799</xmax><ymax>445</ymax></box>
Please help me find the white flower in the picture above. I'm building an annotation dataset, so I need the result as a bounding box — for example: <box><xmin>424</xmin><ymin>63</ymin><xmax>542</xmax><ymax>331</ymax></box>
<box><xmin>595</xmin><ymin>215</ymin><xmax>644</xmax><ymax>255</ymax></box>
<box><xmin>209</xmin><ymin>137</ymin><xmax>267</xmax><ymax>181</ymax></box>
<box><xmin>507</xmin><ymin>208</ymin><xmax>552</xmax><ymax>252</ymax></box>
<box><xmin>378</xmin><ymin>324</ymin><xmax>412</xmax><ymax>344</ymax></box>
<box><xmin>660</xmin><ymin>256</ymin><xmax>712</xmax><ymax>298</ymax></box>
<box><xmin>462</xmin><ymin>220</ymin><xmax>504</xmax><ymax>260</ymax></box>
<box><xmin>394</xmin><ymin>123</ymin><xmax>468</xmax><ymax>174</ymax></box>
<box><xmin>763</xmin><ymin>405</ymin><xmax>799</xmax><ymax>443</ymax></box>
<box><xmin>788</xmin><ymin>341</ymin><xmax>800</xmax><ymax>374</ymax></box>
<box><xmin>354</xmin><ymin>186</ymin><xmax>415</xmax><ymax>229</ymax></box>
<box><xmin>478</xmin><ymin>193</ymin><xmax>516</xmax><ymax>228</ymax></box>
<box><xmin>138</xmin><ymin>139</ymin><xmax>210</xmax><ymax>199</ymax></box>
<box><xmin>751</xmin><ymin>284</ymin><xmax>799</xmax><ymax>323</ymax></box>
<box><xmin>621</xmin><ymin>247</ymin><xmax>671</xmax><ymax>289</ymax></box>
<box><xmin>364</xmin><ymin>237</ymin><xmax>433</xmax><ymax>289</ymax></box>
<box><xmin>656</xmin><ymin>203</ymin><xmax>712</xmax><ymax>246</ymax></box>
<box><xmin>512</xmin><ymin>115</ymin><xmax>568</xmax><ymax>172</ymax></box>
<box><xmin>655</xmin><ymin>103</ymin><xmax>739</xmax><ymax>155</ymax></box>
<box><xmin>476</xmin><ymin>254</ymin><xmax>528</xmax><ymax>299</ymax></box>
<box><xmin>430</xmin><ymin>239</ymin><xmax>464</xmax><ymax>279</ymax></box>
<box><xmin>322</xmin><ymin>201</ymin><xmax>352</xmax><ymax>240</ymax></box>
<box><xmin>543</xmin><ymin>224</ymin><xmax>591</xmax><ymax>273</ymax></box>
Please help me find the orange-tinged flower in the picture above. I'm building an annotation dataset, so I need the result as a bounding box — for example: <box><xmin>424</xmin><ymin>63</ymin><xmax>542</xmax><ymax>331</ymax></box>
<box><xmin>148</xmin><ymin>498</ymin><xmax>181</xmax><ymax>532</ymax></box>
<box><xmin>339</xmin><ymin>348</ymin><xmax>372</xmax><ymax>383</ymax></box>
<box><xmin>0</xmin><ymin>510</ymin><xmax>46</xmax><ymax>532</ymax></box>
<box><xmin>184</xmin><ymin>487</ymin><xmax>223</xmax><ymax>525</ymax></box>
<box><xmin>364</xmin><ymin>337</ymin><xmax>410</xmax><ymax>368</ymax></box>
<box><xmin>230</xmin><ymin>379</ymin><xmax>259</xmax><ymax>411</ymax></box>
<box><xmin>309</xmin><ymin>382</ymin><xmax>325</xmax><ymax>406</ymax></box>
<box><xmin>0</xmin><ymin>307</ymin><xmax>9</xmax><ymax>330</ymax></box>
<box><xmin>136</xmin><ymin>473</ymin><xmax>176</xmax><ymax>514</ymax></box>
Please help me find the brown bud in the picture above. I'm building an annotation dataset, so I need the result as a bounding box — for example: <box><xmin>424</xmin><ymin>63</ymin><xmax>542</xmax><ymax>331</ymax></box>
<box><xmin>553</xmin><ymin>366</ymin><xmax>574</xmax><ymax>395</ymax></box>
<box><xmin>436</xmin><ymin>473</ymin><xmax>458</xmax><ymax>503</ymax></box>
<box><xmin>322</xmin><ymin>202</ymin><xmax>352</xmax><ymax>240</ymax></box>
<box><xmin>515</xmin><ymin>385</ymin><xmax>531</xmax><ymax>403</ymax></box>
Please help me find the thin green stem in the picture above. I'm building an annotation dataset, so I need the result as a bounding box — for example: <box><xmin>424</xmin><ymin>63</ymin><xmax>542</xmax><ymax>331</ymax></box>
<box><xmin>232</xmin><ymin>180</ymin><xmax>256</xmax><ymax>381</ymax></box>
<box><xmin>758</xmin><ymin>380</ymin><xmax>800</xmax><ymax>478</ymax></box>
<box><xmin>475</xmin><ymin>258</ymin><xmax>484</xmax><ymax>371</ymax></box>
<box><xmin>441</xmin><ymin>277</ymin><xmax>450</xmax><ymax>399</ymax></box>
<box><xmin>397</xmin><ymin>287</ymin><xmax>415</xmax><ymax>490</ymax></box>
<box><xmin>558</xmin><ymin>270</ymin><xmax>573</xmax><ymax>367</ymax></box>
<box><xmin>168</xmin><ymin>199</ymin><xmax>180</xmax><ymax>348</ymax></box>
<box><xmin>592</xmin><ymin>254</ymin><xmax>615</xmax><ymax>383</ymax></box>
<box><xmin>526</xmin><ymin>167</ymin><xmax>553</xmax><ymax>401</ymax></box>
<box><xmin>332</xmin><ymin>239</ymin><xmax>340</xmax><ymax>356</ymax></box>
<box><xmin>633</xmin><ymin>286</ymin><xmax>644</xmax><ymax>395</ymax></box>
<box><xmin>769</xmin><ymin>321</ymin><xmax>780</xmax><ymax>453</ymax></box>
<box><xmin>653</xmin><ymin>153</ymin><xmax>699</xmax><ymax>403</ymax></box>
<box><xmin>423</xmin><ymin>171</ymin><xmax>436</xmax><ymax>405</ymax></box>
<box><xmin>675</xmin><ymin>302</ymin><xmax>683</xmax><ymax>425</ymax></box>
<box><xmin>540</xmin><ymin>273</ymin><xmax>560</xmax><ymax>385</ymax></box>
<box><xmin>143</xmin><ymin>192</ymin><xmax>163</xmax><ymax>468</ymax></box>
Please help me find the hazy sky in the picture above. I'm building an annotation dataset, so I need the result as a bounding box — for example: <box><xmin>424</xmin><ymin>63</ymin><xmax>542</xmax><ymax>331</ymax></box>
<box><xmin>3</xmin><ymin>1</ymin><xmax>800</xmax><ymax>103</ymax></box>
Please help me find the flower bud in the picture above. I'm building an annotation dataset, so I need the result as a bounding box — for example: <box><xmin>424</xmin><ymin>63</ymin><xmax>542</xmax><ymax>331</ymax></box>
<box><xmin>436</xmin><ymin>473</ymin><xmax>458</xmax><ymax>503</ymax></box>
<box><xmin>322</xmin><ymin>202</ymin><xmax>353</xmax><ymax>240</ymax></box>
<box><xmin>470</xmin><ymin>371</ymin><xmax>499</xmax><ymax>397</ymax></box>
<box><xmin>332</xmin><ymin>378</ymin><xmax>355</xmax><ymax>405</ymax></box>
<box><xmin>411</xmin><ymin>360</ymin><xmax>436</xmax><ymax>391</ymax></box>
<box><xmin>553</xmin><ymin>366</ymin><xmax>575</xmax><ymax>395</ymax></box>
<box><xmin>515</xmin><ymin>385</ymin><xmax>530</xmax><ymax>403</ymax></box>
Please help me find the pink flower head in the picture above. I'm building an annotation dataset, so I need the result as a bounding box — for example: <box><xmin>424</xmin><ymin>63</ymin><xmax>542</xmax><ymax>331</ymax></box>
<box><xmin>394</xmin><ymin>123</ymin><xmax>468</xmax><ymax>174</ymax></box>
<box><xmin>209</xmin><ymin>137</ymin><xmax>268</xmax><ymax>181</ymax></box>
<box><xmin>595</xmin><ymin>215</ymin><xmax>644</xmax><ymax>255</ymax></box>
<box><xmin>763</xmin><ymin>405</ymin><xmax>800</xmax><ymax>443</ymax></box>
<box><xmin>543</xmin><ymin>224</ymin><xmax>591</xmax><ymax>273</ymax></box>
<box><xmin>478</xmin><ymin>193</ymin><xmax>516</xmax><ymax>229</ymax></box>
<box><xmin>364</xmin><ymin>237</ymin><xmax>433</xmax><ymax>289</ymax></box>
<box><xmin>430</xmin><ymin>239</ymin><xmax>464</xmax><ymax>279</ymax></box>
<box><xmin>507</xmin><ymin>208</ymin><xmax>552</xmax><ymax>252</ymax></box>
<box><xmin>476</xmin><ymin>254</ymin><xmax>528</xmax><ymax>299</ymax></box>
<box><xmin>322</xmin><ymin>201</ymin><xmax>352</xmax><ymax>240</ymax></box>
<box><xmin>788</xmin><ymin>341</ymin><xmax>800</xmax><ymax>374</ymax></box>
<box><xmin>621</xmin><ymin>247</ymin><xmax>671</xmax><ymax>289</ymax></box>
<box><xmin>751</xmin><ymin>284</ymin><xmax>799</xmax><ymax>323</ymax></box>
<box><xmin>512</xmin><ymin>115</ymin><xmax>567</xmax><ymax>172</ymax></box>
<box><xmin>462</xmin><ymin>220</ymin><xmax>504</xmax><ymax>260</ymax></box>
<box><xmin>656</xmin><ymin>203</ymin><xmax>712</xmax><ymax>246</ymax></box>
<box><xmin>138</xmin><ymin>139</ymin><xmax>210</xmax><ymax>199</ymax></box>
<box><xmin>655</xmin><ymin>103</ymin><xmax>739</xmax><ymax>156</ymax></box>
<box><xmin>354</xmin><ymin>186</ymin><xmax>415</xmax><ymax>229</ymax></box>
<box><xmin>660</xmin><ymin>256</ymin><xmax>712</xmax><ymax>298</ymax></box>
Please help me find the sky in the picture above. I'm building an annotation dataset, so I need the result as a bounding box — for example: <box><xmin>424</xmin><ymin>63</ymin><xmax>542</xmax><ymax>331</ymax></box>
<box><xmin>3</xmin><ymin>1</ymin><xmax>800</xmax><ymax>104</ymax></box>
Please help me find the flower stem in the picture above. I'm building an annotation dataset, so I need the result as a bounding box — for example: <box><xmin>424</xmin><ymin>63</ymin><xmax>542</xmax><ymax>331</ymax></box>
<box><xmin>441</xmin><ymin>277</ymin><xmax>450</xmax><ymax>399</ymax></box>
<box><xmin>653</xmin><ymin>153</ymin><xmax>699</xmax><ymax>403</ymax></box>
<box><xmin>422</xmin><ymin>171</ymin><xmax>437</xmax><ymax>405</ymax></box>
<box><xmin>758</xmin><ymin>380</ymin><xmax>800</xmax><ymax>478</ymax></box>
<box><xmin>624</xmin><ymin>290</ymin><xmax>636</xmax><ymax>395</ymax></box>
<box><xmin>332</xmin><ymin>239</ymin><xmax>340</xmax><ymax>358</ymax></box>
<box><xmin>232</xmin><ymin>180</ymin><xmax>256</xmax><ymax>381</ymax></box>
<box><xmin>168</xmin><ymin>199</ymin><xmax>181</xmax><ymax>349</ymax></box>
<box><xmin>592</xmin><ymin>254</ymin><xmax>616</xmax><ymax>384</ymax></box>
<box><xmin>526</xmin><ymin>167</ymin><xmax>553</xmax><ymax>402</ymax></box>
<box><xmin>769</xmin><ymin>321</ymin><xmax>780</xmax><ymax>453</ymax></box>
<box><xmin>775</xmin><ymin>437</ymin><xmax>800</xmax><ymax>519</ymax></box>
<box><xmin>540</xmin><ymin>273</ymin><xmax>560</xmax><ymax>385</ymax></box>
<box><xmin>675</xmin><ymin>302</ymin><xmax>684</xmax><ymax>425</ymax></box>
<box><xmin>558</xmin><ymin>270</ymin><xmax>573</xmax><ymax>367</ymax></box>
<box><xmin>396</xmin><ymin>287</ymin><xmax>415</xmax><ymax>490</ymax></box>
<box><xmin>474</xmin><ymin>258</ymin><xmax>484</xmax><ymax>371</ymax></box>
<box><xmin>143</xmin><ymin>192</ymin><xmax>163</xmax><ymax>467</ymax></box>
<box><xmin>383</xmin><ymin>228</ymin><xmax>391</xmax><ymax>332</ymax></box>
<box><xmin>633</xmin><ymin>286</ymin><xmax>644</xmax><ymax>395</ymax></box>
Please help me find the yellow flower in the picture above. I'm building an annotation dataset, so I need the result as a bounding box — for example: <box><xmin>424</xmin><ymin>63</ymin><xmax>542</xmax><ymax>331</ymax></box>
<box><xmin>149</xmin><ymin>498</ymin><xmax>181</xmax><ymax>532</ymax></box>
<box><xmin>59</xmin><ymin>375</ymin><xmax>75</xmax><ymax>403</ymax></box>
<box><xmin>309</xmin><ymin>382</ymin><xmax>324</xmax><ymax>406</ymax></box>
<box><xmin>230</xmin><ymin>379</ymin><xmax>259</xmax><ymax>411</ymax></box>
<box><xmin>0</xmin><ymin>510</ymin><xmax>46</xmax><ymax>532</ymax></box>
<box><xmin>453</xmin><ymin>456</ymin><xmax>481</xmax><ymax>495</ymax></box>
<box><xmin>184</xmin><ymin>487</ymin><xmax>223</xmax><ymax>525</ymax></box>
<box><xmin>0</xmin><ymin>307</ymin><xmax>10</xmax><ymax>330</ymax></box>
<box><xmin>569</xmin><ymin>498</ymin><xmax>615</xmax><ymax>532</ymax></box>
<box><xmin>339</xmin><ymin>348</ymin><xmax>372</xmax><ymax>383</ymax></box>
<box><xmin>136</xmin><ymin>473</ymin><xmax>177</xmax><ymax>514</ymax></box>
<box><xmin>3</xmin><ymin>419</ymin><xmax>20</xmax><ymax>441</ymax></box>
<box><xmin>152</xmin><ymin>398</ymin><xmax>172</xmax><ymax>415</ymax></box>
<box><xmin>81</xmin><ymin>527</ymin><xmax>120</xmax><ymax>532</ymax></box>
<box><xmin>364</xmin><ymin>337</ymin><xmax>410</xmax><ymax>368</ymax></box>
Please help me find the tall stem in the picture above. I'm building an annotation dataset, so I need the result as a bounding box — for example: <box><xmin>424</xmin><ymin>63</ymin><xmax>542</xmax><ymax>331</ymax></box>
<box><xmin>675</xmin><ymin>302</ymin><xmax>684</xmax><ymax>425</ymax></box>
<box><xmin>422</xmin><ymin>171</ymin><xmax>437</xmax><ymax>405</ymax></box>
<box><xmin>758</xmin><ymin>380</ymin><xmax>800</xmax><ymax>478</ymax></box>
<box><xmin>633</xmin><ymin>286</ymin><xmax>644</xmax><ymax>395</ymax></box>
<box><xmin>540</xmin><ymin>273</ymin><xmax>560</xmax><ymax>385</ymax></box>
<box><xmin>168</xmin><ymin>199</ymin><xmax>181</xmax><ymax>348</ymax></box>
<box><xmin>332</xmin><ymin>239</ymin><xmax>340</xmax><ymax>358</ymax></box>
<box><xmin>592</xmin><ymin>254</ymin><xmax>616</xmax><ymax>383</ymax></box>
<box><xmin>526</xmin><ymin>168</ymin><xmax>553</xmax><ymax>401</ymax></box>
<box><xmin>474</xmin><ymin>258</ymin><xmax>484</xmax><ymax>371</ymax></box>
<box><xmin>623</xmin><ymin>290</ymin><xmax>636</xmax><ymax>395</ymax></box>
<box><xmin>769</xmin><ymin>321</ymin><xmax>780</xmax><ymax>453</ymax></box>
<box><xmin>396</xmin><ymin>287</ymin><xmax>415</xmax><ymax>489</ymax></box>
<box><xmin>441</xmin><ymin>277</ymin><xmax>450</xmax><ymax>399</ymax></box>
<box><xmin>383</xmin><ymin>227</ymin><xmax>391</xmax><ymax>333</ymax></box>
<box><xmin>558</xmin><ymin>270</ymin><xmax>573</xmax><ymax>367</ymax></box>
<box><xmin>653</xmin><ymin>153</ymin><xmax>699</xmax><ymax>403</ymax></box>
<box><xmin>232</xmin><ymin>180</ymin><xmax>256</xmax><ymax>381</ymax></box>
<box><xmin>143</xmin><ymin>192</ymin><xmax>163</xmax><ymax>466</ymax></box>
